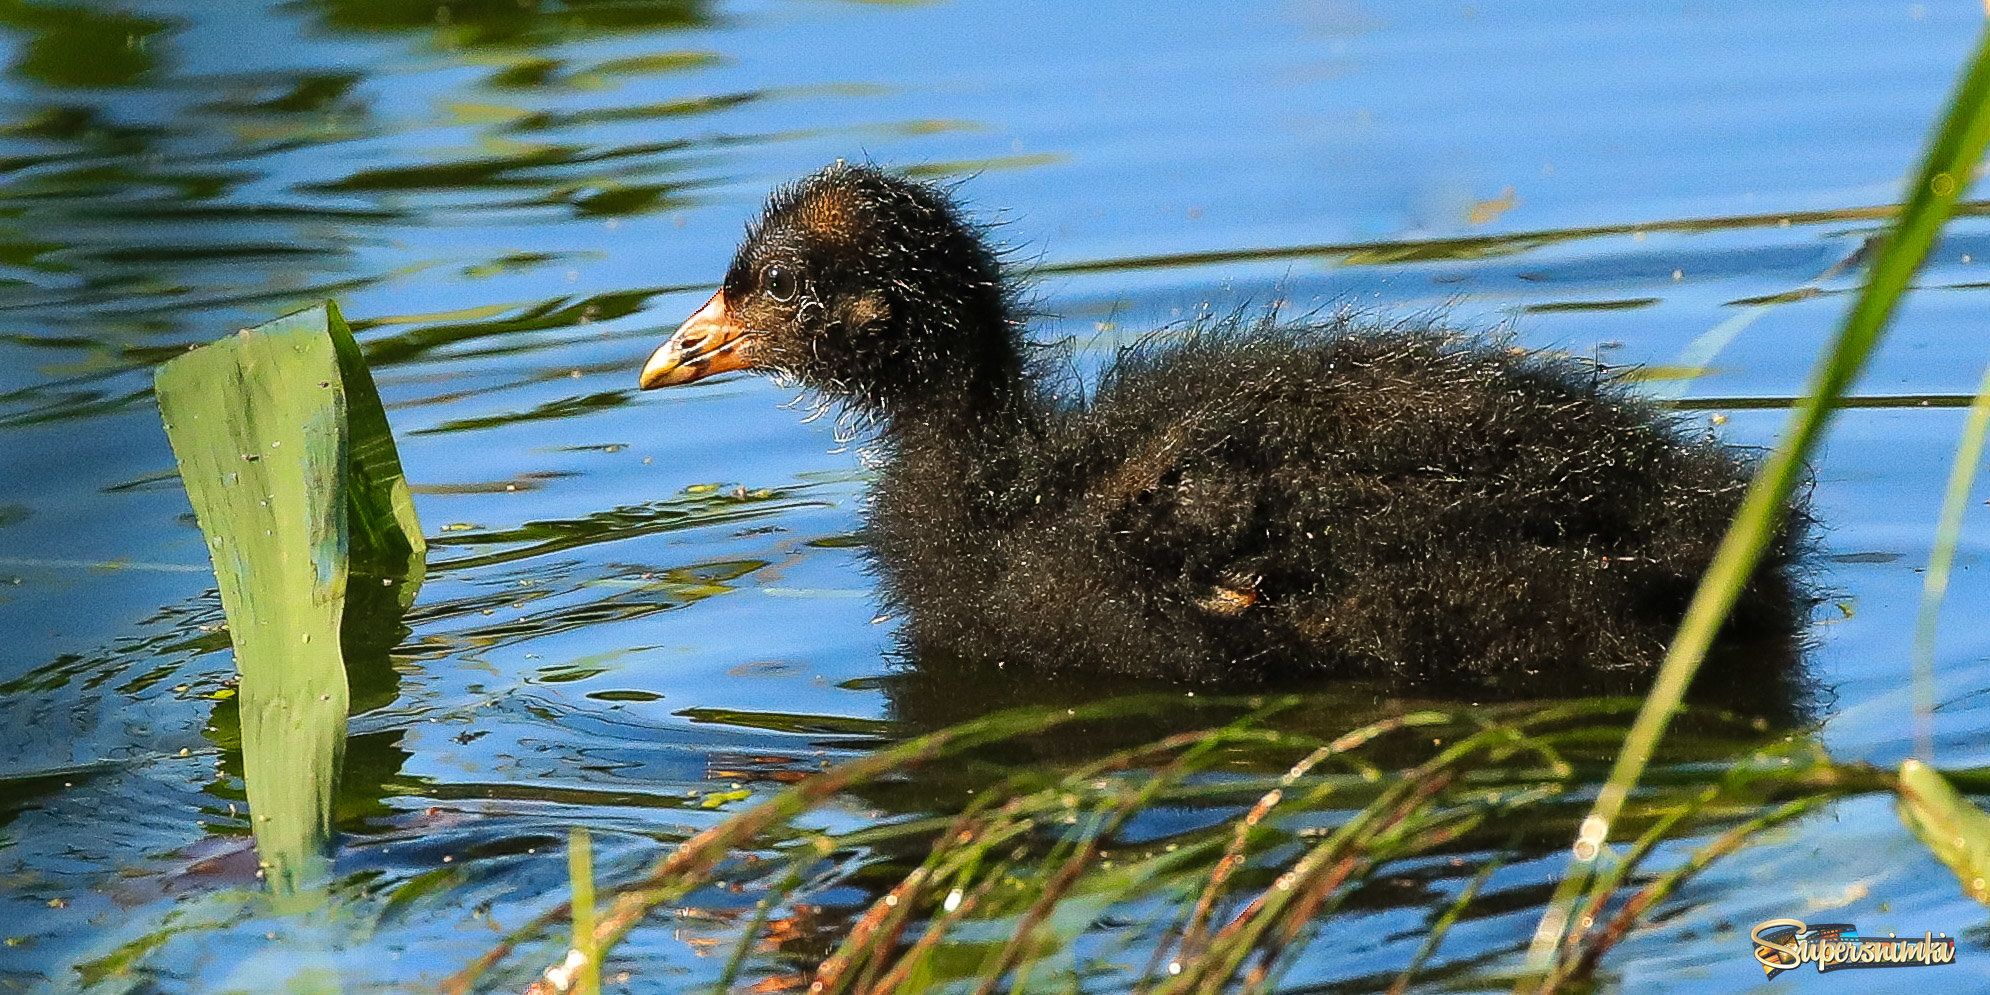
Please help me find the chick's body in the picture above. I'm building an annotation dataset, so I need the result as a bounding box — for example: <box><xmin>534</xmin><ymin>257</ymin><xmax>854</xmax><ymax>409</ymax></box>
<box><xmin>871</xmin><ymin>323</ymin><xmax>1801</xmax><ymax>691</ymax></box>
<box><xmin>642</xmin><ymin>163</ymin><xmax>1810</xmax><ymax>696</ymax></box>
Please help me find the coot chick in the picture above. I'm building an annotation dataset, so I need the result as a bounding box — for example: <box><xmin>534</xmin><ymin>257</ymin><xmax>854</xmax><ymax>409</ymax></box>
<box><xmin>640</xmin><ymin>163</ymin><xmax>1811</xmax><ymax>695</ymax></box>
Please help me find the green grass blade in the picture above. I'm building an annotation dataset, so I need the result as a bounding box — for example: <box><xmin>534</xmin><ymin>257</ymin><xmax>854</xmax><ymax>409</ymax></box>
<box><xmin>156</xmin><ymin>311</ymin><xmax>354</xmax><ymax>897</ymax></box>
<box><xmin>569</xmin><ymin>827</ymin><xmax>602</xmax><ymax>995</ymax></box>
<box><xmin>1909</xmin><ymin>360</ymin><xmax>1990</xmax><ymax>758</ymax></box>
<box><xmin>1896</xmin><ymin>759</ymin><xmax>1990</xmax><ymax>906</ymax></box>
<box><xmin>1527</xmin><ymin>21</ymin><xmax>1990</xmax><ymax>974</ymax></box>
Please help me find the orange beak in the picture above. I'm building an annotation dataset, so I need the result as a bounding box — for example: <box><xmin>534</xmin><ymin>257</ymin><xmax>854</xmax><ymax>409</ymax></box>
<box><xmin>639</xmin><ymin>291</ymin><xmax>758</xmax><ymax>389</ymax></box>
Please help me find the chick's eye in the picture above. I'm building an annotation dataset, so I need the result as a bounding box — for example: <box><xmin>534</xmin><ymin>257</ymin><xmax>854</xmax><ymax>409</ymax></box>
<box><xmin>762</xmin><ymin>265</ymin><xmax>798</xmax><ymax>303</ymax></box>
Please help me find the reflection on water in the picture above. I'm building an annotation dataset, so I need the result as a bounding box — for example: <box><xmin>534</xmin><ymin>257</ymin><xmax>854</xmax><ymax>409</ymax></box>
<box><xmin>2</xmin><ymin>0</ymin><xmax>1989</xmax><ymax>990</ymax></box>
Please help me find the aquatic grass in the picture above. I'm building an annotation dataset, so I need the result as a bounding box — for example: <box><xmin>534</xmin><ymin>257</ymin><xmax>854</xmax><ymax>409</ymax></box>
<box><xmin>1909</xmin><ymin>359</ymin><xmax>1990</xmax><ymax>758</ymax></box>
<box><xmin>1896</xmin><ymin>758</ymin><xmax>1990</xmax><ymax>906</ymax></box>
<box><xmin>1650</xmin><ymin>239</ymin><xmax>1872</xmax><ymax>402</ymax></box>
<box><xmin>1525</xmin><ymin>18</ymin><xmax>1990</xmax><ymax>976</ymax></box>
<box><xmin>1033</xmin><ymin>199</ymin><xmax>1990</xmax><ymax>277</ymax></box>
<box><xmin>564</xmin><ymin>828</ymin><xmax>601</xmax><ymax>995</ymax></box>
<box><xmin>1385</xmin><ymin>850</ymin><xmax>1506</xmax><ymax>995</ymax></box>
<box><xmin>1537</xmin><ymin>794</ymin><xmax>1831</xmax><ymax>991</ymax></box>
<box><xmin>450</xmin><ymin>697</ymin><xmax>1924</xmax><ymax>993</ymax></box>
<box><xmin>442</xmin><ymin>696</ymin><xmax>1210</xmax><ymax>994</ymax></box>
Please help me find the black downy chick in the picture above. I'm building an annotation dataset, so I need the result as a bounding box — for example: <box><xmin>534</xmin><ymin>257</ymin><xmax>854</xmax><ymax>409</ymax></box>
<box><xmin>640</xmin><ymin>163</ymin><xmax>1813</xmax><ymax>698</ymax></box>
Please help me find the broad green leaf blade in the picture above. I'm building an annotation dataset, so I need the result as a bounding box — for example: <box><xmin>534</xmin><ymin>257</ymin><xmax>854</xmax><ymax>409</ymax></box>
<box><xmin>1897</xmin><ymin>759</ymin><xmax>1990</xmax><ymax>906</ymax></box>
<box><xmin>156</xmin><ymin>309</ymin><xmax>352</xmax><ymax>897</ymax></box>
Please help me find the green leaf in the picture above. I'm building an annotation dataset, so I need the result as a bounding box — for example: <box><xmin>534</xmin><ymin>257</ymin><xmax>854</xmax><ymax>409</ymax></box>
<box><xmin>323</xmin><ymin>300</ymin><xmax>426</xmax><ymax>581</ymax></box>
<box><xmin>158</xmin><ymin>309</ymin><xmax>349</xmax><ymax>896</ymax></box>
<box><xmin>155</xmin><ymin>301</ymin><xmax>425</xmax><ymax>898</ymax></box>
<box><xmin>1896</xmin><ymin>759</ymin><xmax>1990</xmax><ymax>906</ymax></box>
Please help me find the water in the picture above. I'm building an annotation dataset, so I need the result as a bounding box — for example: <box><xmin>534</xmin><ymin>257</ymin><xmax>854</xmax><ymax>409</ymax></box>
<box><xmin>3</xmin><ymin>0</ymin><xmax>1989</xmax><ymax>990</ymax></box>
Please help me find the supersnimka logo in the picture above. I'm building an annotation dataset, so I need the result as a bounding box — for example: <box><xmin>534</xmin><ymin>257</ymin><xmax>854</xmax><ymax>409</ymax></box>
<box><xmin>1750</xmin><ymin>918</ymin><xmax>1957</xmax><ymax>979</ymax></box>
